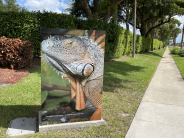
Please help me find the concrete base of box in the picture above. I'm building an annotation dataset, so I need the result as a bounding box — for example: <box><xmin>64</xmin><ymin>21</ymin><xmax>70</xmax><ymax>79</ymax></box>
<box><xmin>39</xmin><ymin>111</ymin><xmax>106</xmax><ymax>132</ymax></box>
<box><xmin>6</xmin><ymin>117</ymin><xmax>36</xmax><ymax>137</ymax></box>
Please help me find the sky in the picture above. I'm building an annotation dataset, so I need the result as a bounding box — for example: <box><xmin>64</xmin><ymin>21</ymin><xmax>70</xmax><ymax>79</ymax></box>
<box><xmin>2</xmin><ymin>0</ymin><xmax>184</xmax><ymax>43</ymax></box>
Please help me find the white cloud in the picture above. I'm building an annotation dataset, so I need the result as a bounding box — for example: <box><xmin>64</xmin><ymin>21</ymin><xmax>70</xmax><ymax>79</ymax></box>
<box><xmin>60</xmin><ymin>0</ymin><xmax>70</xmax><ymax>9</ymax></box>
<box><xmin>24</xmin><ymin>0</ymin><xmax>70</xmax><ymax>14</ymax></box>
<box><xmin>174</xmin><ymin>15</ymin><xmax>184</xmax><ymax>25</ymax></box>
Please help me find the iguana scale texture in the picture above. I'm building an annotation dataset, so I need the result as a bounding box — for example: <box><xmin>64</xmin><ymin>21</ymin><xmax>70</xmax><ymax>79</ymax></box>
<box><xmin>41</xmin><ymin>30</ymin><xmax>105</xmax><ymax>120</ymax></box>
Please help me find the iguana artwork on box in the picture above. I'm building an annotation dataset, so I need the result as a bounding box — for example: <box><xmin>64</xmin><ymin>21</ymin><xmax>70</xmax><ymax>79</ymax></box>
<box><xmin>41</xmin><ymin>28</ymin><xmax>105</xmax><ymax>124</ymax></box>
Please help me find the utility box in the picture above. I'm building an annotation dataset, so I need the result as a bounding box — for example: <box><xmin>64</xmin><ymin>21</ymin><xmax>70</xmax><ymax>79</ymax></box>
<box><xmin>40</xmin><ymin>28</ymin><xmax>106</xmax><ymax>131</ymax></box>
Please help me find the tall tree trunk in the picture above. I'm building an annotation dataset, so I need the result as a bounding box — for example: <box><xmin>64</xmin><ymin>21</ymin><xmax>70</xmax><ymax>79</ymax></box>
<box><xmin>93</xmin><ymin>0</ymin><xmax>99</xmax><ymax>18</ymax></box>
<box><xmin>140</xmin><ymin>23</ymin><xmax>146</xmax><ymax>37</ymax></box>
<box><xmin>181</xmin><ymin>24</ymin><xmax>184</xmax><ymax>49</ymax></box>
<box><xmin>151</xmin><ymin>35</ymin><xmax>154</xmax><ymax>51</ymax></box>
<box><xmin>133</xmin><ymin>0</ymin><xmax>136</xmax><ymax>58</ymax></box>
<box><xmin>173</xmin><ymin>34</ymin><xmax>176</xmax><ymax>47</ymax></box>
<box><xmin>151</xmin><ymin>19</ymin><xmax>155</xmax><ymax>51</ymax></box>
<box><xmin>173</xmin><ymin>39</ymin><xmax>174</xmax><ymax>47</ymax></box>
<box><xmin>163</xmin><ymin>41</ymin><xmax>165</xmax><ymax>48</ymax></box>
<box><xmin>159</xmin><ymin>28</ymin><xmax>163</xmax><ymax>41</ymax></box>
<box><xmin>155</xmin><ymin>21</ymin><xmax>158</xmax><ymax>39</ymax></box>
<box><xmin>159</xmin><ymin>32</ymin><xmax>162</xmax><ymax>41</ymax></box>
<box><xmin>104</xmin><ymin>6</ymin><xmax>111</xmax><ymax>23</ymax></box>
<box><xmin>82</xmin><ymin>0</ymin><xmax>93</xmax><ymax>19</ymax></box>
<box><xmin>146</xmin><ymin>22</ymin><xmax>148</xmax><ymax>33</ymax></box>
<box><xmin>126</xmin><ymin>0</ymin><xmax>129</xmax><ymax>30</ymax></box>
<box><xmin>113</xmin><ymin>5</ymin><xmax>118</xmax><ymax>25</ymax></box>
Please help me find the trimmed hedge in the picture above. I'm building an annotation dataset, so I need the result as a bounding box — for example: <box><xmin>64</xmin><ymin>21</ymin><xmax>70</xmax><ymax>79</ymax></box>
<box><xmin>153</xmin><ymin>39</ymin><xmax>163</xmax><ymax>50</ymax></box>
<box><xmin>0</xmin><ymin>10</ymin><xmax>163</xmax><ymax>60</ymax></box>
<box><xmin>136</xmin><ymin>35</ymin><xmax>151</xmax><ymax>53</ymax></box>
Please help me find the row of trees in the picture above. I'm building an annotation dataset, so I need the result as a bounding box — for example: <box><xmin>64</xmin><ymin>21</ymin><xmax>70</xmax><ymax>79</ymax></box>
<box><xmin>68</xmin><ymin>0</ymin><xmax>184</xmax><ymax>48</ymax></box>
<box><xmin>0</xmin><ymin>0</ymin><xmax>183</xmax><ymax>49</ymax></box>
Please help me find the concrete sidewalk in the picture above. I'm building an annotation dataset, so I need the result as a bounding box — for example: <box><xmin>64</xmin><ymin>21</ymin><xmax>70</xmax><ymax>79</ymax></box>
<box><xmin>125</xmin><ymin>47</ymin><xmax>184</xmax><ymax>138</ymax></box>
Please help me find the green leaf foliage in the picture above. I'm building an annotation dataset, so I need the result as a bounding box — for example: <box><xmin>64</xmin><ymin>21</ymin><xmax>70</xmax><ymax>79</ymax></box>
<box><xmin>153</xmin><ymin>39</ymin><xmax>163</xmax><ymax>50</ymax></box>
<box><xmin>178</xmin><ymin>49</ymin><xmax>184</xmax><ymax>57</ymax></box>
<box><xmin>0</xmin><ymin>10</ymin><xmax>163</xmax><ymax>59</ymax></box>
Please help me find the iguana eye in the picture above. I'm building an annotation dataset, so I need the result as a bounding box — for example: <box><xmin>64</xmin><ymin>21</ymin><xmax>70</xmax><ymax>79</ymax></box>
<box><xmin>63</xmin><ymin>39</ymin><xmax>76</xmax><ymax>49</ymax></box>
<box><xmin>83</xmin><ymin>64</ymin><xmax>94</xmax><ymax>76</ymax></box>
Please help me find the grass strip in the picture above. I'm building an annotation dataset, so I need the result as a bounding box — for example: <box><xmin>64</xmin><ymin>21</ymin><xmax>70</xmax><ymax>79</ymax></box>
<box><xmin>0</xmin><ymin>48</ymin><xmax>166</xmax><ymax>138</ymax></box>
<box><xmin>169</xmin><ymin>47</ymin><xmax>184</xmax><ymax>79</ymax></box>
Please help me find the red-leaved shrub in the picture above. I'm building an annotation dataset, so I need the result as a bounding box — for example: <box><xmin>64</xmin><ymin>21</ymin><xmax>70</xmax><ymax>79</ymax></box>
<box><xmin>0</xmin><ymin>36</ymin><xmax>33</xmax><ymax>69</ymax></box>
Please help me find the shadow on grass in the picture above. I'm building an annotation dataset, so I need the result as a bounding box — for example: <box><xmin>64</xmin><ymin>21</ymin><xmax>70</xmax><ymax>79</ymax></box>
<box><xmin>0</xmin><ymin>66</ymin><xmax>41</xmax><ymax>77</ymax></box>
<box><xmin>142</xmin><ymin>50</ymin><xmax>163</xmax><ymax>57</ymax></box>
<box><xmin>16</xmin><ymin>66</ymin><xmax>41</xmax><ymax>78</ymax></box>
<box><xmin>26</xmin><ymin>66</ymin><xmax>41</xmax><ymax>77</ymax></box>
<box><xmin>103</xmin><ymin>61</ymin><xmax>144</xmax><ymax>92</ymax></box>
<box><xmin>0</xmin><ymin>105</ymin><xmax>40</xmax><ymax>129</ymax></box>
<box><xmin>137</xmin><ymin>50</ymin><xmax>165</xmax><ymax>61</ymax></box>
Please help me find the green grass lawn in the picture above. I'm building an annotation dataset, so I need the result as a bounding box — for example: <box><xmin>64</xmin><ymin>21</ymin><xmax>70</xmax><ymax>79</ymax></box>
<box><xmin>0</xmin><ymin>48</ymin><xmax>166</xmax><ymax>138</ymax></box>
<box><xmin>169</xmin><ymin>47</ymin><xmax>184</xmax><ymax>79</ymax></box>
<box><xmin>0</xmin><ymin>66</ymin><xmax>41</xmax><ymax>137</ymax></box>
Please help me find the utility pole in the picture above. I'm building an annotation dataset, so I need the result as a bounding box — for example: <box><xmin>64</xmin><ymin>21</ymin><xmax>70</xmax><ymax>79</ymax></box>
<box><xmin>181</xmin><ymin>24</ymin><xmax>184</xmax><ymax>49</ymax></box>
<box><xmin>132</xmin><ymin>0</ymin><xmax>137</xmax><ymax>58</ymax></box>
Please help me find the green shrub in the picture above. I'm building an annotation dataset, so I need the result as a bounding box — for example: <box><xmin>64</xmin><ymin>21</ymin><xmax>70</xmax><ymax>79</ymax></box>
<box><xmin>170</xmin><ymin>47</ymin><xmax>180</xmax><ymax>55</ymax></box>
<box><xmin>178</xmin><ymin>49</ymin><xmax>184</xmax><ymax>57</ymax></box>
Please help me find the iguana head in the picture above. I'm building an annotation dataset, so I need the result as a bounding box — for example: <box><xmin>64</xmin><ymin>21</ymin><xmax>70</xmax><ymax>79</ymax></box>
<box><xmin>42</xmin><ymin>35</ymin><xmax>94</xmax><ymax>78</ymax></box>
<box><xmin>41</xmin><ymin>31</ymin><xmax>105</xmax><ymax>111</ymax></box>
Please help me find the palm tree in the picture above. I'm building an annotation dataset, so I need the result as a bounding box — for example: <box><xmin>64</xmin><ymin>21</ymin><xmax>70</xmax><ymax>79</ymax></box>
<box><xmin>181</xmin><ymin>24</ymin><xmax>184</xmax><ymax>49</ymax></box>
<box><xmin>171</xmin><ymin>27</ymin><xmax>181</xmax><ymax>47</ymax></box>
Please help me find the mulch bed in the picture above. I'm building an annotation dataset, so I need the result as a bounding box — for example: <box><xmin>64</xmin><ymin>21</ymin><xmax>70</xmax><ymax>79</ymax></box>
<box><xmin>0</xmin><ymin>57</ymin><xmax>41</xmax><ymax>87</ymax></box>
